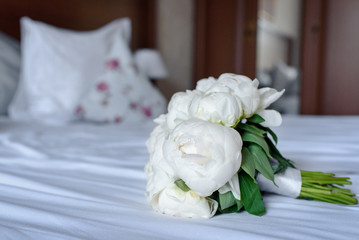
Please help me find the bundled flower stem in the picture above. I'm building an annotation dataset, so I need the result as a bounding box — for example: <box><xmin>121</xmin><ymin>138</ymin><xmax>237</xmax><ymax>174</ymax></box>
<box><xmin>238</xmin><ymin>115</ymin><xmax>357</xmax><ymax>212</ymax></box>
<box><xmin>299</xmin><ymin>171</ymin><xmax>357</xmax><ymax>205</ymax></box>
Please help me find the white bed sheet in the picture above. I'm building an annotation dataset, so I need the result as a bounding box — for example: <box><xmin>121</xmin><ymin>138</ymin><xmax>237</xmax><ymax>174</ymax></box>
<box><xmin>0</xmin><ymin>115</ymin><xmax>358</xmax><ymax>240</ymax></box>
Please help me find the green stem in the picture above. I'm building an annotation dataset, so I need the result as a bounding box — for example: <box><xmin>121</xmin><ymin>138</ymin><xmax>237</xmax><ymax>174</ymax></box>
<box><xmin>299</xmin><ymin>170</ymin><xmax>358</xmax><ymax>205</ymax></box>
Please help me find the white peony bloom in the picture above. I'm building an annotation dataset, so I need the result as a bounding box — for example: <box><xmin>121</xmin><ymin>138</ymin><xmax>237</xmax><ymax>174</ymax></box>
<box><xmin>163</xmin><ymin>119</ymin><xmax>242</xmax><ymax>197</ymax></box>
<box><xmin>153</xmin><ymin>113</ymin><xmax>168</xmax><ymax>126</ymax></box>
<box><xmin>146</xmin><ymin>122</ymin><xmax>173</xmax><ymax>175</ymax></box>
<box><xmin>156</xmin><ymin>182</ymin><xmax>218</xmax><ymax>218</ymax></box>
<box><xmin>145</xmin><ymin>117</ymin><xmax>175</xmax><ymax>206</ymax></box>
<box><xmin>257</xmin><ymin>109</ymin><xmax>283</xmax><ymax>127</ymax></box>
<box><xmin>189</xmin><ymin>92</ymin><xmax>243</xmax><ymax>127</ymax></box>
<box><xmin>202</xmin><ymin>73</ymin><xmax>284</xmax><ymax>127</ymax></box>
<box><xmin>166</xmin><ymin>90</ymin><xmax>201</xmax><ymax>129</ymax></box>
<box><xmin>215</xmin><ymin>73</ymin><xmax>261</xmax><ymax>118</ymax></box>
<box><xmin>145</xmin><ymin>163</ymin><xmax>174</xmax><ymax>209</ymax></box>
<box><xmin>217</xmin><ymin>73</ymin><xmax>254</xmax><ymax>88</ymax></box>
<box><xmin>257</xmin><ymin>87</ymin><xmax>285</xmax><ymax>127</ymax></box>
<box><xmin>195</xmin><ymin>76</ymin><xmax>216</xmax><ymax>92</ymax></box>
<box><xmin>258</xmin><ymin>88</ymin><xmax>285</xmax><ymax>110</ymax></box>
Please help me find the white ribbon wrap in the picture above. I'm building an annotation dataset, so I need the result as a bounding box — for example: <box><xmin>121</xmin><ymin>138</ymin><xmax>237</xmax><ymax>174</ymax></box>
<box><xmin>256</xmin><ymin>167</ymin><xmax>302</xmax><ymax>198</ymax></box>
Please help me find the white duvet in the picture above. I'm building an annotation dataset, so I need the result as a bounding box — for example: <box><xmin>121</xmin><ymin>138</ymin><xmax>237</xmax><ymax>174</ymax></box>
<box><xmin>0</xmin><ymin>116</ymin><xmax>358</xmax><ymax>240</ymax></box>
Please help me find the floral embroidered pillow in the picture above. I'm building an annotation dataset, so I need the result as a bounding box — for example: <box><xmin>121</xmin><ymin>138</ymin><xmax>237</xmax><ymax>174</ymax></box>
<box><xmin>76</xmin><ymin>35</ymin><xmax>166</xmax><ymax>124</ymax></box>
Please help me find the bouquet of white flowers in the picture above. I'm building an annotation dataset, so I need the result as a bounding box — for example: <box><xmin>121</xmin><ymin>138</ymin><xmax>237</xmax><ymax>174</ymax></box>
<box><xmin>145</xmin><ymin>73</ymin><xmax>357</xmax><ymax>218</ymax></box>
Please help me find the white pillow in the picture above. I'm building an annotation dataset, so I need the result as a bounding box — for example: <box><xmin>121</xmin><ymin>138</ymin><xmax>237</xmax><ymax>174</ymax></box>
<box><xmin>8</xmin><ymin>17</ymin><xmax>131</xmax><ymax>124</ymax></box>
<box><xmin>0</xmin><ymin>32</ymin><xmax>21</xmax><ymax>115</ymax></box>
<box><xmin>77</xmin><ymin>33</ymin><xmax>166</xmax><ymax>124</ymax></box>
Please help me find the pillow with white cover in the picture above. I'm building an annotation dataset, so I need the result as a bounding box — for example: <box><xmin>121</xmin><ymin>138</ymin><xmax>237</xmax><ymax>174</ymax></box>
<box><xmin>8</xmin><ymin>16</ymin><xmax>131</xmax><ymax>125</ymax></box>
<box><xmin>0</xmin><ymin>32</ymin><xmax>21</xmax><ymax>115</ymax></box>
<box><xmin>76</xmin><ymin>33</ymin><xmax>166</xmax><ymax>123</ymax></box>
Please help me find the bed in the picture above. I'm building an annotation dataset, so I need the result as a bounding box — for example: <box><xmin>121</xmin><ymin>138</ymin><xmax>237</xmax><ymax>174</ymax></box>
<box><xmin>0</xmin><ymin>115</ymin><xmax>358</xmax><ymax>239</ymax></box>
<box><xmin>1</xmin><ymin>1</ymin><xmax>359</xmax><ymax>239</ymax></box>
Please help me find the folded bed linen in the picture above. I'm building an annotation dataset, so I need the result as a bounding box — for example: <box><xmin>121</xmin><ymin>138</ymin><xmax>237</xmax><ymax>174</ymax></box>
<box><xmin>0</xmin><ymin>115</ymin><xmax>358</xmax><ymax>240</ymax></box>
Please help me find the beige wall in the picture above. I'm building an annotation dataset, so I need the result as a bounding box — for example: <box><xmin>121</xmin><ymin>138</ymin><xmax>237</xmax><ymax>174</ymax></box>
<box><xmin>156</xmin><ymin>0</ymin><xmax>195</xmax><ymax>101</ymax></box>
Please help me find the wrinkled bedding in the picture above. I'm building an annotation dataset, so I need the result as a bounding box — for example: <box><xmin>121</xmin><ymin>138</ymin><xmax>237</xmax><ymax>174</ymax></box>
<box><xmin>0</xmin><ymin>116</ymin><xmax>358</xmax><ymax>240</ymax></box>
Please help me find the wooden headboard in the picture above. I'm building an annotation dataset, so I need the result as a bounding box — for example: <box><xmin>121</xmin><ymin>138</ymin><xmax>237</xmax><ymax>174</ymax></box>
<box><xmin>0</xmin><ymin>0</ymin><xmax>156</xmax><ymax>50</ymax></box>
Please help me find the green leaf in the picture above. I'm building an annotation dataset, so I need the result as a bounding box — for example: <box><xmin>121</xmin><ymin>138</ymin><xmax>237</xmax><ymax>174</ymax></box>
<box><xmin>247</xmin><ymin>114</ymin><xmax>265</xmax><ymax>124</ymax></box>
<box><xmin>219</xmin><ymin>191</ymin><xmax>236</xmax><ymax>210</ymax></box>
<box><xmin>239</xmin><ymin>171</ymin><xmax>266</xmax><ymax>216</ymax></box>
<box><xmin>174</xmin><ymin>179</ymin><xmax>190</xmax><ymax>192</ymax></box>
<box><xmin>266</xmin><ymin>137</ymin><xmax>295</xmax><ymax>173</ymax></box>
<box><xmin>265</xmin><ymin>136</ymin><xmax>284</xmax><ymax>159</ymax></box>
<box><xmin>235</xmin><ymin>123</ymin><xmax>266</xmax><ymax>136</ymax></box>
<box><xmin>265</xmin><ymin>127</ymin><xmax>278</xmax><ymax>144</ymax></box>
<box><xmin>248</xmin><ymin>144</ymin><xmax>274</xmax><ymax>182</ymax></box>
<box><xmin>254</xmin><ymin>125</ymin><xmax>279</xmax><ymax>145</ymax></box>
<box><xmin>242</xmin><ymin>132</ymin><xmax>271</xmax><ymax>158</ymax></box>
<box><xmin>220</xmin><ymin>199</ymin><xmax>244</xmax><ymax>213</ymax></box>
<box><xmin>212</xmin><ymin>190</ymin><xmax>243</xmax><ymax>214</ymax></box>
<box><xmin>241</xmin><ymin>147</ymin><xmax>256</xmax><ymax>180</ymax></box>
<box><xmin>235</xmin><ymin>199</ymin><xmax>244</xmax><ymax>211</ymax></box>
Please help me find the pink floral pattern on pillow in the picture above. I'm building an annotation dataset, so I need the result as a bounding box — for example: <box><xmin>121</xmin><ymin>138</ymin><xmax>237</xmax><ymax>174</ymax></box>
<box><xmin>130</xmin><ymin>102</ymin><xmax>138</xmax><ymax>110</ymax></box>
<box><xmin>129</xmin><ymin>102</ymin><xmax>152</xmax><ymax>118</ymax></box>
<box><xmin>97</xmin><ymin>82</ymin><xmax>109</xmax><ymax>92</ymax></box>
<box><xmin>141</xmin><ymin>106</ymin><xmax>152</xmax><ymax>118</ymax></box>
<box><xmin>78</xmin><ymin>54</ymin><xmax>166</xmax><ymax>124</ymax></box>
<box><xmin>106</xmin><ymin>59</ymin><xmax>120</xmax><ymax>70</ymax></box>
<box><xmin>75</xmin><ymin>105</ymin><xmax>84</xmax><ymax>116</ymax></box>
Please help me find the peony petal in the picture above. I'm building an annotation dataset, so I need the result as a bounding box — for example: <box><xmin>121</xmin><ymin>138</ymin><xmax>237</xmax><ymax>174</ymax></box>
<box><xmin>145</xmin><ymin>164</ymin><xmax>174</xmax><ymax>208</ymax></box>
<box><xmin>189</xmin><ymin>92</ymin><xmax>242</xmax><ymax>127</ymax></box>
<box><xmin>252</xmin><ymin>78</ymin><xmax>259</xmax><ymax>88</ymax></box>
<box><xmin>218</xmin><ymin>173</ymin><xmax>241</xmax><ymax>200</ymax></box>
<box><xmin>258</xmin><ymin>109</ymin><xmax>282</xmax><ymax>127</ymax></box>
<box><xmin>195</xmin><ymin>77</ymin><xmax>217</xmax><ymax>92</ymax></box>
<box><xmin>153</xmin><ymin>114</ymin><xmax>167</xmax><ymax>125</ymax></box>
<box><xmin>218</xmin><ymin>73</ymin><xmax>253</xmax><ymax>84</ymax></box>
<box><xmin>157</xmin><ymin>182</ymin><xmax>218</xmax><ymax>218</ymax></box>
<box><xmin>259</xmin><ymin>88</ymin><xmax>285</xmax><ymax>110</ymax></box>
<box><xmin>166</xmin><ymin>91</ymin><xmax>196</xmax><ymax>129</ymax></box>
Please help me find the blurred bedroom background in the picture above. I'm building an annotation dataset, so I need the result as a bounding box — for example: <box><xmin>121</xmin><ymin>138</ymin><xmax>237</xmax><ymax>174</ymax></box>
<box><xmin>256</xmin><ymin>0</ymin><xmax>301</xmax><ymax>115</ymax></box>
<box><xmin>157</xmin><ymin>0</ymin><xmax>301</xmax><ymax>114</ymax></box>
<box><xmin>1</xmin><ymin>0</ymin><xmax>359</xmax><ymax>115</ymax></box>
<box><xmin>157</xmin><ymin>0</ymin><xmax>359</xmax><ymax>115</ymax></box>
